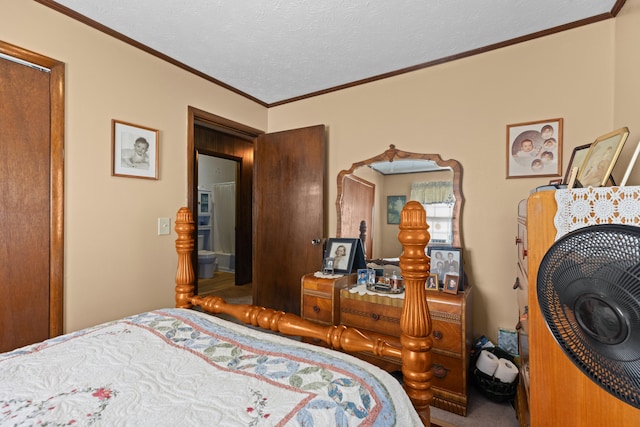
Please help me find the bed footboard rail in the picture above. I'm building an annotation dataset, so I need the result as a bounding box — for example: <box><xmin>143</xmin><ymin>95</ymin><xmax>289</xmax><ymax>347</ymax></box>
<box><xmin>174</xmin><ymin>203</ymin><xmax>433</xmax><ymax>425</ymax></box>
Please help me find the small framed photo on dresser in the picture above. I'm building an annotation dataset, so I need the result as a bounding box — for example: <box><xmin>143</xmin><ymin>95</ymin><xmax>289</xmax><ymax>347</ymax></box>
<box><xmin>428</xmin><ymin>246</ymin><xmax>463</xmax><ymax>289</ymax></box>
<box><xmin>443</xmin><ymin>274</ymin><xmax>460</xmax><ymax>294</ymax></box>
<box><xmin>426</xmin><ymin>274</ymin><xmax>439</xmax><ymax>291</ymax></box>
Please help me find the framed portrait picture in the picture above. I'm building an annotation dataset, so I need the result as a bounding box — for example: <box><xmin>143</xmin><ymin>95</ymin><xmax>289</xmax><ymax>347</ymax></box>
<box><xmin>506</xmin><ymin>118</ymin><xmax>563</xmax><ymax>179</ymax></box>
<box><xmin>621</xmin><ymin>140</ymin><xmax>640</xmax><ymax>186</ymax></box>
<box><xmin>426</xmin><ymin>274</ymin><xmax>439</xmax><ymax>291</ymax></box>
<box><xmin>443</xmin><ymin>274</ymin><xmax>460</xmax><ymax>294</ymax></box>
<box><xmin>577</xmin><ymin>127</ymin><xmax>629</xmax><ymax>188</ymax></box>
<box><xmin>387</xmin><ymin>195</ymin><xmax>406</xmax><ymax>224</ymax></box>
<box><xmin>357</xmin><ymin>269</ymin><xmax>369</xmax><ymax>285</ymax></box>
<box><xmin>322</xmin><ymin>257</ymin><xmax>335</xmax><ymax>274</ymax></box>
<box><xmin>427</xmin><ymin>246</ymin><xmax>463</xmax><ymax>289</ymax></box>
<box><xmin>563</xmin><ymin>143</ymin><xmax>591</xmax><ymax>185</ymax></box>
<box><xmin>324</xmin><ymin>238</ymin><xmax>359</xmax><ymax>274</ymax></box>
<box><xmin>112</xmin><ymin>119</ymin><xmax>159</xmax><ymax>180</ymax></box>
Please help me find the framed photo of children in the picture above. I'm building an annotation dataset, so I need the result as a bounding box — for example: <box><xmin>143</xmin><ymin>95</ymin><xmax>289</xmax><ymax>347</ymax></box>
<box><xmin>506</xmin><ymin>118</ymin><xmax>563</xmax><ymax>179</ymax></box>
<box><xmin>112</xmin><ymin>120</ymin><xmax>159</xmax><ymax>180</ymax></box>
<box><xmin>427</xmin><ymin>247</ymin><xmax>463</xmax><ymax>289</ymax></box>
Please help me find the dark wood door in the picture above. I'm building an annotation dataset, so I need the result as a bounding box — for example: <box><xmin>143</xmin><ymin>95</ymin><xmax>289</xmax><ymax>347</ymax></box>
<box><xmin>253</xmin><ymin>125</ymin><xmax>325</xmax><ymax>314</ymax></box>
<box><xmin>0</xmin><ymin>45</ymin><xmax>64</xmax><ymax>352</ymax></box>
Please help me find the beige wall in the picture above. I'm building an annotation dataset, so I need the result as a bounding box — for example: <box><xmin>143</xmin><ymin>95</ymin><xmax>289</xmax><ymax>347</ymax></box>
<box><xmin>3</xmin><ymin>0</ymin><xmax>267</xmax><ymax>332</ymax></box>
<box><xmin>614</xmin><ymin>0</ymin><xmax>640</xmax><ymax>179</ymax></box>
<box><xmin>5</xmin><ymin>0</ymin><xmax>640</xmax><ymax>343</ymax></box>
<box><xmin>268</xmin><ymin>20</ymin><xmax>620</xmax><ymax>342</ymax></box>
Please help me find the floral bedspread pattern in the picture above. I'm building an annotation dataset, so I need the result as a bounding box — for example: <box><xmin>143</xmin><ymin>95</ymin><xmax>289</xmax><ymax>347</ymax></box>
<box><xmin>0</xmin><ymin>309</ymin><xmax>421</xmax><ymax>426</ymax></box>
<box><xmin>554</xmin><ymin>186</ymin><xmax>640</xmax><ymax>240</ymax></box>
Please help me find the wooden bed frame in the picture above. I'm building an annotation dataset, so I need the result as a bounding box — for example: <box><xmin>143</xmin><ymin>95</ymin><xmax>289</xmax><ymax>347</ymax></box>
<box><xmin>174</xmin><ymin>201</ymin><xmax>434</xmax><ymax>425</ymax></box>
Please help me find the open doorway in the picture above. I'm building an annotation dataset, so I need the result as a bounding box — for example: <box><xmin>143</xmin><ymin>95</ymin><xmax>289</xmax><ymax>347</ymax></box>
<box><xmin>196</xmin><ymin>154</ymin><xmax>240</xmax><ymax>296</ymax></box>
<box><xmin>189</xmin><ymin>107</ymin><xmax>259</xmax><ymax>295</ymax></box>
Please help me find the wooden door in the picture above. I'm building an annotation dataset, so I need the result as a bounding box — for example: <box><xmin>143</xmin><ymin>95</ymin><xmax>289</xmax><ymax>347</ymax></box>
<box><xmin>0</xmin><ymin>43</ymin><xmax>64</xmax><ymax>352</ymax></box>
<box><xmin>340</xmin><ymin>175</ymin><xmax>374</xmax><ymax>258</ymax></box>
<box><xmin>253</xmin><ymin>125</ymin><xmax>325</xmax><ymax>314</ymax></box>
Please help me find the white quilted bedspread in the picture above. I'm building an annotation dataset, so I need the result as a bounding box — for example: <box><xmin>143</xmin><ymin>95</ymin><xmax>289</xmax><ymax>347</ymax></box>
<box><xmin>0</xmin><ymin>309</ymin><xmax>421</xmax><ymax>426</ymax></box>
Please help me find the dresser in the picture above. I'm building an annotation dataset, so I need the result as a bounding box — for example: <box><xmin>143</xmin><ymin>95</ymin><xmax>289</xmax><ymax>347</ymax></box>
<box><xmin>300</xmin><ymin>273</ymin><xmax>357</xmax><ymax>326</ymax></box>
<box><xmin>339</xmin><ymin>285</ymin><xmax>473</xmax><ymax>416</ymax></box>
<box><xmin>519</xmin><ymin>188</ymin><xmax>640</xmax><ymax>426</ymax></box>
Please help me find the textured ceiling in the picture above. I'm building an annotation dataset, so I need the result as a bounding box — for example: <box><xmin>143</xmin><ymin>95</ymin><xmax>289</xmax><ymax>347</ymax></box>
<box><xmin>45</xmin><ymin>0</ymin><xmax>620</xmax><ymax>105</ymax></box>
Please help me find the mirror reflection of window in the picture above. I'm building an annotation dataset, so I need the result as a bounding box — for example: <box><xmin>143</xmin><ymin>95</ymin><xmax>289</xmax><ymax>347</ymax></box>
<box><xmin>423</xmin><ymin>203</ymin><xmax>454</xmax><ymax>245</ymax></box>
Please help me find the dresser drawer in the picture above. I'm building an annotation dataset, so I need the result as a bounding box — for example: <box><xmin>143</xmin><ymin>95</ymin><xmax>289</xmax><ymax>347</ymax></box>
<box><xmin>432</xmin><ymin>352</ymin><xmax>465</xmax><ymax>394</ymax></box>
<box><xmin>340</xmin><ymin>298</ymin><xmax>401</xmax><ymax>336</ymax></box>
<box><xmin>301</xmin><ymin>273</ymin><xmax>356</xmax><ymax>326</ymax></box>
<box><xmin>340</xmin><ymin>296</ymin><xmax>462</xmax><ymax>354</ymax></box>
<box><xmin>302</xmin><ymin>294</ymin><xmax>334</xmax><ymax>324</ymax></box>
<box><xmin>430</xmin><ymin>318</ymin><xmax>462</xmax><ymax>354</ymax></box>
<box><xmin>302</xmin><ymin>277</ymin><xmax>335</xmax><ymax>295</ymax></box>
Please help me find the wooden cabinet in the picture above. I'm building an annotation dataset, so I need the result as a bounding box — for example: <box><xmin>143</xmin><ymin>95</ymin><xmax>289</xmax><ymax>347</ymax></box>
<box><xmin>523</xmin><ymin>189</ymin><xmax>640</xmax><ymax>426</ymax></box>
<box><xmin>300</xmin><ymin>273</ymin><xmax>356</xmax><ymax>325</ymax></box>
<box><xmin>339</xmin><ymin>286</ymin><xmax>473</xmax><ymax>416</ymax></box>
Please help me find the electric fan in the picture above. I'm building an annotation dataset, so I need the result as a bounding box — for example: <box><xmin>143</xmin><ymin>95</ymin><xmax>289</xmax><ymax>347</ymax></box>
<box><xmin>537</xmin><ymin>224</ymin><xmax>640</xmax><ymax>409</ymax></box>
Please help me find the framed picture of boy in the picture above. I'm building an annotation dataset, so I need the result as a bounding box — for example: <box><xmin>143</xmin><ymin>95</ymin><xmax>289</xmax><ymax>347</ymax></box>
<box><xmin>112</xmin><ymin>119</ymin><xmax>159</xmax><ymax>180</ymax></box>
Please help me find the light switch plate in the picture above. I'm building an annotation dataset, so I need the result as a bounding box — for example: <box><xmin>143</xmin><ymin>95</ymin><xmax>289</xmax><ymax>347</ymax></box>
<box><xmin>158</xmin><ymin>217</ymin><xmax>171</xmax><ymax>236</ymax></box>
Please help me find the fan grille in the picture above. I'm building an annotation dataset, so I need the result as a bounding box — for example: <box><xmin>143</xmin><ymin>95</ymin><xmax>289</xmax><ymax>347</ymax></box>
<box><xmin>538</xmin><ymin>224</ymin><xmax>640</xmax><ymax>409</ymax></box>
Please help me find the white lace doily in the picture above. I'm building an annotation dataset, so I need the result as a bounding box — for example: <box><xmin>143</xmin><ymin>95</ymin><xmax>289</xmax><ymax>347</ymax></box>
<box><xmin>313</xmin><ymin>271</ymin><xmax>345</xmax><ymax>279</ymax></box>
<box><xmin>554</xmin><ymin>186</ymin><xmax>640</xmax><ymax>240</ymax></box>
<box><xmin>347</xmin><ymin>283</ymin><xmax>405</xmax><ymax>299</ymax></box>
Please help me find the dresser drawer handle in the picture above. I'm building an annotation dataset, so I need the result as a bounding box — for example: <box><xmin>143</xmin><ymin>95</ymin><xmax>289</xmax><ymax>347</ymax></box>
<box><xmin>371</xmin><ymin>313</ymin><xmax>380</xmax><ymax>321</ymax></box>
<box><xmin>313</xmin><ymin>305</ymin><xmax>320</xmax><ymax>313</ymax></box>
<box><xmin>513</xmin><ymin>277</ymin><xmax>521</xmax><ymax>290</ymax></box>
<box><xmin>515</xmin><ymin>237</ymin><xmax>522</xmax><ymax>245</ymax></box>
<box><xmin>433</xmin><ymin>330</ymin><xmax>443</xmax><ymax>340</ymax></box>
<box><xmin>432</xmin><ymin>363</ymin><xmax>449</xmax><ymax>379</ymax></box>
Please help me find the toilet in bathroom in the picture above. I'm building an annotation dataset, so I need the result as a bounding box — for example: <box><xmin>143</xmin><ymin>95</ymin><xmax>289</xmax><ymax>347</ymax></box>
<box><xmin>197</xmin><ymin>235</ymin><xmax>217</xmax><ymax>279</ymax></box>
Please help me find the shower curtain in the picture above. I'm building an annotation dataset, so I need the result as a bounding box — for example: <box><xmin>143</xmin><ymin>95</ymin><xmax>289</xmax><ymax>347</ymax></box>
<box><xmin>211</xmin><ymin>182</ymin><xmax>236</xmax><ymax>254</ymax></box>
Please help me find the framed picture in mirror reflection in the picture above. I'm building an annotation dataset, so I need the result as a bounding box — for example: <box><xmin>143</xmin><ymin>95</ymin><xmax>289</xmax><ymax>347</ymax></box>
<box><xmin>387</xmin><ymin>195</ymin><xmax>406</xmax><ymax>224</ymax></box>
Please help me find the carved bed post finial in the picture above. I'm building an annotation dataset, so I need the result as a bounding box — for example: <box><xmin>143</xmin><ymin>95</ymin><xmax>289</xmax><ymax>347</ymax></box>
<box><xmin>175</xmin><ymin>207</ymin><xmax>195</xmax><ymax>308</ymax></box>
<box><xmin>398</xmin><ymin>201</ymin><xmax>433</xmax><ymax>424</ymax></box>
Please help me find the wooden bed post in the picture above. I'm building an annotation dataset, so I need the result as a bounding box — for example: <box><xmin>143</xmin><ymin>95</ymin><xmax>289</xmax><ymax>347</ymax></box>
<box><xmin>173</xmin><ymin>204</ymin><xmax>432</xmax><ymax>424</ymax></box>
<box><xmin>175</xmin><ymin>207</ymin><xmax>196</xmax><ymax>308</ymax></box>
<box><xmin>398</xmin><ymin>201</ymin><xmax>433</xmax><ymax>424</ymax></box>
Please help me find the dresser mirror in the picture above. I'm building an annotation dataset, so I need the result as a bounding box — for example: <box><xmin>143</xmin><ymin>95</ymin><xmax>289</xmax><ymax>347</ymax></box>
<box><xmin>336</xmin><ymin>145</ymin><xmax>463</xmax><ymax>259</ymax></box>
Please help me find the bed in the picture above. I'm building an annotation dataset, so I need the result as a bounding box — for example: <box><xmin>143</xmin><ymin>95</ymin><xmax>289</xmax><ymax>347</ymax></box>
<box><xmin>1</xmin><ymin>202</ymin><xmax>434</xmax><ymax>426</ymax></box>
